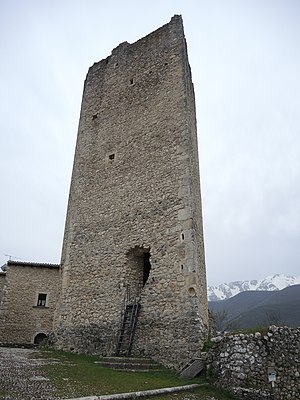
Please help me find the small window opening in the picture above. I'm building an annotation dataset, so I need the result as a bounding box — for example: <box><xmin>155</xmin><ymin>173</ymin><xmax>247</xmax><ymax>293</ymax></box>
<box><xmin>181</xmin><ymin>233</ymin><xmax>185</xmax><ymax>240</ymax></box>
<box><xmin>143</xmin><ymin>252</ymin><xmax>151</xmax><ymax>286</ymax></box>
<box><xmin>108</xmin><ymin>153</ymin><xmax>115</xmax><ymax>161</ymax></box>
<box><xmin>114</xmin><ymin>62</ymin><xmax>119</xmax><ymax>67</ymax></box>
<box><xmin>181</xmin><ymin>264</ymin><xmax>184</xmax><ymax>271</ymax></box>
<box><xmin>130</xmin><ymin>78</ymin><xmax>134</xmax><ymax>85</ymax></box>
<box><xmin>164</xmin><ymin>62</ymin><xmax>169</xmax><ymax>65</ymax></box>
<box><xmin>37</xmin><ymin>293</ymin><xmax>47</xmax><ymax>307</ymax></box>
<box><xmin>92</xmin><ymin>113</ymin><xmax>98</xmax><ymax>120</ymax></box>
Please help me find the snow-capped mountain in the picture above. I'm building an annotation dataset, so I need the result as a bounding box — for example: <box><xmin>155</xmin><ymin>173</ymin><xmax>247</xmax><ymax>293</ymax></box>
<box><xmin>208</xmin><ymin>274</ymin><xmax>300</xmax><ymax>301</ymax></box>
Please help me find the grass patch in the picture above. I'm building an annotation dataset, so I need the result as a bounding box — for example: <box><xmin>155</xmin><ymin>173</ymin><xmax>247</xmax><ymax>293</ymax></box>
<box><xmin>229</xmin><ymin>326</ymin><xmax>269</xmax><ymax>335</ymax></box>
<box><xmin>38</xmin><ymin>348</ymin><xmax>237</xmax><ymax>399</ymax></box>
<box><xmin>40</xmin><ymin>349</ymin><xmax>192</xmax><ymax>397</ymax></box>
<box><xmin>202</xmin><ymin>338</ymin><xmax>214</xmax><ymax>352</ymax></box>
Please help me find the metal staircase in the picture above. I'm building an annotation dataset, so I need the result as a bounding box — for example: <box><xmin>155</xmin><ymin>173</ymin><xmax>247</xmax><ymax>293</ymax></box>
<box><xmin>116</xmin><ymin>284</ymin><xmax>141</xmax><ymax>356</ymax></box>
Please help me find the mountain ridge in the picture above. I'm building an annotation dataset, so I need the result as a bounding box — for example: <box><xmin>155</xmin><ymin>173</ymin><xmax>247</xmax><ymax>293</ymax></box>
<box><xmin>208</xmin><ymin>273</ymin><xmax>300</xmax><ymax>301</ymax></box>
<box><xmin>209</xmin><ymin>284</ymin><xmax>300</xmax><ymax>329</ymax></box>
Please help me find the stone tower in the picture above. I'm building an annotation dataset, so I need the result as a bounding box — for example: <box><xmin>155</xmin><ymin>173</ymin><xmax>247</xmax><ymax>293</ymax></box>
<box><xmin>54</xmin><ymin>15</ymin><xmax>208</xmax><ymax>369</ymax></box>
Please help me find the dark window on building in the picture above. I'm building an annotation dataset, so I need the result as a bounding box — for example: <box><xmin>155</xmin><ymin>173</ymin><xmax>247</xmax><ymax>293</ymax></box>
<box><xmin>37</xmin><ymin>293</ymin><xmax>47</xmax><ymax>307</ymax></box>
<box><xmin>108</xmin><ymin>153</ymin><xmax>115</xmax><ymax>161</ymax></box>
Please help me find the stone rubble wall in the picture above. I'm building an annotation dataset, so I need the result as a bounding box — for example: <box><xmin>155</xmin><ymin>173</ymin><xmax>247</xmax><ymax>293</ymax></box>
<box><xmin>205</xmin><ymin>326</ymin><xmax>300</xmax><ymax>400</ymax></box>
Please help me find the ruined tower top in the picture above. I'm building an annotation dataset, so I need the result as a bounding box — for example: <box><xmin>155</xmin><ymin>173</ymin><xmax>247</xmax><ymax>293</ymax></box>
<box><xmin>55</xmin><ymin>15</ymin><xmax>208</xmax><ymax>369</ymax></box>
<box><xmin>92</xmin><ymin>15</ymin><xmax>185</xmax><ymax>72</ymax></box>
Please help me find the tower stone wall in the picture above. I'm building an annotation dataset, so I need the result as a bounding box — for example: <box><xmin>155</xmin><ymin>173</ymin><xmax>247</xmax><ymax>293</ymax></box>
<box><xmin>54</xmin><ymin>15</ymin><xmax>208</xmax><ymax>369</ymax></box>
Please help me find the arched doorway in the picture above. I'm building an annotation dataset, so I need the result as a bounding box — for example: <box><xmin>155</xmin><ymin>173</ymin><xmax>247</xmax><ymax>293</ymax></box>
<box><xmin>34</xmin><ymin>333</ymin><xmax>47</xmax><ymax>345</ymax></box>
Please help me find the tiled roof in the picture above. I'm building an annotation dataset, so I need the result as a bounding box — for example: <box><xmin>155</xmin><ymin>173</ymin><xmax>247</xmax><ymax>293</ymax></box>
<box><xmin>7</xmin><ymin>260</ymin><xmax>60</xmax><ymax>269</ymax></box>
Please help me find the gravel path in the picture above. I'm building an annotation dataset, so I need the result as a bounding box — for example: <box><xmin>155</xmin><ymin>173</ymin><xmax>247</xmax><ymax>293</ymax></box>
<box><xmin>0</xmin><ymin>347</ymin><xmax>60</xmax><ymax>400</ymax></box>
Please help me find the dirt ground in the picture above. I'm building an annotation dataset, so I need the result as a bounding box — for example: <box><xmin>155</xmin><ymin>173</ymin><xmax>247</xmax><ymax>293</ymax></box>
<box><xmin>0</xmin><ymin>347</ymin><xmax>60</xmax><ymax>400</ymax></box>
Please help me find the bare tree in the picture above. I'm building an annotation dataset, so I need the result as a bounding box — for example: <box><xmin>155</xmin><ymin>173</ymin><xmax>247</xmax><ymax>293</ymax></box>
<box><xmin>210</xmin><ymin>310</ymin><xmax>239</xmax><ymax>332</ymax></box>
<box><xmin>264</xmin><ymin>310</ymin><xmax>286</xmax><ymax>326</ymax></box>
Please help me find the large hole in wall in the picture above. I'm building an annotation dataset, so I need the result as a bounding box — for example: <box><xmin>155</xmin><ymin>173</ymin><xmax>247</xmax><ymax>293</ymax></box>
<box><xmin>125</xmin><ymin>246</ymin><xmax>152</xmax><ymax>293</ymax></box>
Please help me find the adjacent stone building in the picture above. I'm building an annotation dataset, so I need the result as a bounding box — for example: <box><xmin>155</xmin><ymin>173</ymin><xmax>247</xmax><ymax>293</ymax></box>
<box><xmin>0</xmin><ymin>261</ymin><xmax>60</xmax><ymax>345</ymax></box>
<box><xmin>0</xmin><ymin>269</ymin><xmax>5</xmax><ymax>306</ymax></box>
<box><xmin>54</xmin><ymin>15</ymin><xmax>208</xmax><ymax>369</ymax></box>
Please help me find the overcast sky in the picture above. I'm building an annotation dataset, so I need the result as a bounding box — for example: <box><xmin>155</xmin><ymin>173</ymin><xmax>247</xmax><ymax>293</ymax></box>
<box><xmin>0</xmin><ymin>0</ymin><xmax>299</xmax><ymax>286</ymax></box>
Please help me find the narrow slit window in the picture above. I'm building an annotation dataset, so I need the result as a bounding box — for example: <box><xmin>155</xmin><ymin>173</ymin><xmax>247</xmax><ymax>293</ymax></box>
<box><xmin>130</xmin><ymin>78</ymin><xmax>134</xmax><ymax>85</ymax></box>
<box><xmin>37</xmin><ymin>293</ymin><xmax>47</xmax><ymax>307</ymax></box>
